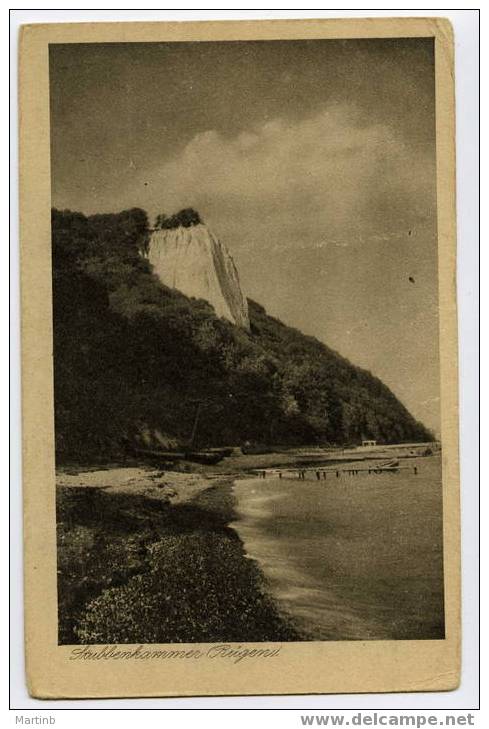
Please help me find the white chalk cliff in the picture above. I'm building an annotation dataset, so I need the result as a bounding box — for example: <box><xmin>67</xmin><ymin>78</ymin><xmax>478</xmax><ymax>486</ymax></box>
<box><xmin>146</xmin><ymin>223</ymin><xmax>250</xmax><ymax>329</ymax></box>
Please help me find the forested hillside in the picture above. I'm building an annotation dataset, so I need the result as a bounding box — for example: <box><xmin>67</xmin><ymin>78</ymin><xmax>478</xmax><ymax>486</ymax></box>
<box><xmin>52</xmin><ymin>208</ymin><xmax>432</xmax><ymax>463</ymax></box>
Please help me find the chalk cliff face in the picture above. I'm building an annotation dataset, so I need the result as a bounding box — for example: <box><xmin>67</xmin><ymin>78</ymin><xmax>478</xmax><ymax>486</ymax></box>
<box><xmin>146</xmin><ymin>222</ymin><xmax>250</xmax><ymax>329</ymax></box>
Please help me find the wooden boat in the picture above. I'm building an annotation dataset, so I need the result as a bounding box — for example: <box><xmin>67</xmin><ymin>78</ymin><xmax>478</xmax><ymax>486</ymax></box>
<box><xmin>378</xmin><ymin>458</ymin><xmax>399</xmax><ymax>468</ymax></box>
<box><xmin>132</xmin><ymin>447</ymin><xmax>230</xmax><ymax>465</ymax></box>
<box><xmin>128</xmin><ymin>402</ymin><xmax>235</xmax><ymax>466</ymax></box>
<box><xmin>185</xmin><ymin>450</ymin><xmax>228</xmax><ymax>465</ymax></box>
<box><xmin>372</xmin><ymin>458</ymin><xmax>400</xmax><ymax>473</ymax></box>
<box><xmin>205</xmin><ymin>447</ymin><xmax>235</xmax><ymax>458</ymax></box>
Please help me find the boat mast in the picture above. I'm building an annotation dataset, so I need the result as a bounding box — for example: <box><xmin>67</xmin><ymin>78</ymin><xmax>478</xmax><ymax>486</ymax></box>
<box><xmin>188</xmin><ymin>399</ymin><xmax>203</xmax><ymax>448</ymax></box>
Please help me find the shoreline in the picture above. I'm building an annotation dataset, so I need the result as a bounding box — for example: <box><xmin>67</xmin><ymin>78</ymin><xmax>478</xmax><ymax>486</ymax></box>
<box><xmin>57</xmin><ymin>467</ymin><xmax>300</xmax><ymax>645</ymax></box>
<box><xmin>231</xmin><ymin>455</ymin><xmax>444</xmax><ymax>642</ymax></box>
<box><xmin>57</xmin><ymin>447</ymin><xmax>440</xmax><ymax>645</ymax></box>
<box><xmin>57</xmin><ymin>440</ymin><xmax>438</xmax><ymax>476</ymax></box>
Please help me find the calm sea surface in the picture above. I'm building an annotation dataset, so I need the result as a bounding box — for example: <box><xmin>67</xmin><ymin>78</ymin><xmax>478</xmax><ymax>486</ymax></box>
<box><xmin>231</xmin><ymin>456</ymin><xmax>444</xmax><ymax>640</ymax></box>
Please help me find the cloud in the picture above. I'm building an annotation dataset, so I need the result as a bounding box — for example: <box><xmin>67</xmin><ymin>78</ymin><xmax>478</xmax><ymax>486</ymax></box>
<box><xmin>128</xmin><ymin>105</ymin><xmax>436</xmax><ymax>248</ymax></box>
<box><xmin>116</xmin><ymin>105</ymin><xmax>439</xmax><ymax>434</ymax></box>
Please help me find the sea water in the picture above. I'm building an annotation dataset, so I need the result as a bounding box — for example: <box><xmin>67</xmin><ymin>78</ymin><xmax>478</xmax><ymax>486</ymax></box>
<box><xmin>231</xmin><ymin>456</ymin><xmax>444</xmax><ymax>641</ymax></box>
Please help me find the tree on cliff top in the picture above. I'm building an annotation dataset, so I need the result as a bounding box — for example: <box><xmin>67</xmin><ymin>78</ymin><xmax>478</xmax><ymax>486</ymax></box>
<box><xmin>154</xmin><ymin>208</ymin><xmax>202</xmax><ymax>230</ymax></box>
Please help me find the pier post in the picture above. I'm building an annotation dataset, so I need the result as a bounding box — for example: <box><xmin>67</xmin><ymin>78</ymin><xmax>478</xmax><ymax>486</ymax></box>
<box><xmin>316</xmin><ymin>471</ymin><xmax>320</xmax><ymax>480</ymax></box>
<box><xmin>336</xmin><ymin>471</ymin><xmax>339</xmax><ymax>478</ymax></box>
<box><xmin>414</xmin><ymin>466</ymin><xmax>418</xmax><ymax>475</ymax></box>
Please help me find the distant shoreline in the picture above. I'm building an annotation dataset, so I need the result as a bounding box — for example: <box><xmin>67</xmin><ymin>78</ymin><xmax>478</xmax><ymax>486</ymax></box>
<box><xmin>56</xmin><ymin>440</ymin><xmax>440</xmax><ymax>476</ymax></box>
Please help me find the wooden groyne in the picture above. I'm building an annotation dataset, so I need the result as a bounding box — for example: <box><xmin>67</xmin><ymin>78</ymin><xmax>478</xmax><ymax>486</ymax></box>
<box><xmin>256</xmin><ymin>464</ymin><xmax>418</xmax><ymax>480</ymax></box>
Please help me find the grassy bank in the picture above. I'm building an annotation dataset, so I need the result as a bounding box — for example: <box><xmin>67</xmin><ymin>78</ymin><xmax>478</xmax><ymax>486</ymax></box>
<box><xmin>57</xmin><ymin>474</ymin><xmax>299</xmax><ymax>644</ymax></box>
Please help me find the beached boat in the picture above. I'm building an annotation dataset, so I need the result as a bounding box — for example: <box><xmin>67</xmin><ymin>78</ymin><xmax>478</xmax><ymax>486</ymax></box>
<box><xmin>185</xmin><ymin>450</ymin><xmax>230</xmax><ymax>465</ymax></box>
<box><xmin>373</xmin><ymin>458</ymin><xmax>400</xmax><ymax>472</ymax></box>
<box><xmin>132</xmin><ymin>446</ymin><xmax>230</xmax><ymax>465</ymax></box>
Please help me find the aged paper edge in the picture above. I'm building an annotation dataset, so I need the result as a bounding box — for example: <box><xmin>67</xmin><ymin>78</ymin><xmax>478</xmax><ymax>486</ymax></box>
<box><xmin>19</xmin><ymin>16</ymin><xmax>460</xmax><ymax>699</ymax></box>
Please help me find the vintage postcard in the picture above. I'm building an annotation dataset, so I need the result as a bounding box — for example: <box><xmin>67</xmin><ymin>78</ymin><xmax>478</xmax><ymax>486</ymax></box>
<box><xmin>20</xmin><ymin>17</ymin><xmax>460</xmax><ymax>698</ymax></box>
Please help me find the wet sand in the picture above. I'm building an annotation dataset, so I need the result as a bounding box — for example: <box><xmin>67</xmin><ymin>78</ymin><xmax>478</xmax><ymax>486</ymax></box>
<box><xmin>231</xmin><ymin>455</ymin><xmax>444</xmax><ymax>641</ymax></box>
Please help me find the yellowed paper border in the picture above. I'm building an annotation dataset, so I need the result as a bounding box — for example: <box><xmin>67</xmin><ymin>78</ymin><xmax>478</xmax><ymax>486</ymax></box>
<box><xmin>20</xmin><ymin>17</ymin><xmax>460</xmax><ymax>699</ymax></box>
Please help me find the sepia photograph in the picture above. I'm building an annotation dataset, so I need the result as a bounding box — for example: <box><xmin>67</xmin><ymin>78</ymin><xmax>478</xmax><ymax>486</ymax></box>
<box><xmin>49</xmin><ymin>36</ymin><xmax>444</xmax><ymax>647</ymax></box>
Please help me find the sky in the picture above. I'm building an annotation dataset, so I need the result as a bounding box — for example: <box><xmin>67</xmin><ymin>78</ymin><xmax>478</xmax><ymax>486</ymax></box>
<box><xmin>49</xmin><ymin>38</ymin><xmax>440</xmax><ymax>435</ymax></box>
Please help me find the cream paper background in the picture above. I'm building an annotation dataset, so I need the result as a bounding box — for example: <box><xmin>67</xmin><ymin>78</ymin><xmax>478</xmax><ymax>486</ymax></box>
<box><xmin>19</xmin><ymin>16</ymin><xmax>460</xmax><ymax>699</ymax></box>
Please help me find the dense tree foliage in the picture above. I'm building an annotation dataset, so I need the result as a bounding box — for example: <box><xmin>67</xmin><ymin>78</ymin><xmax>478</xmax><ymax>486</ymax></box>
<box><xmin>154</xmin><ymin>208</ymin><xmax>202</xmax><ymax>230</ymax></box>
<box><xmin>52</xmin><ymin>208</ymin><xmax>433</xmax><ymax>463</ymax></box>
